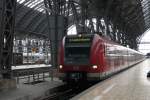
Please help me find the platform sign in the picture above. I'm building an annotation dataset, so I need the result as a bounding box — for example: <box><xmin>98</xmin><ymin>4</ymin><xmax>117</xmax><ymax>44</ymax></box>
<box><xmin>32</xmin><ymin>48</ymin><xmax>36</xmax><ymax>52</ymax></box>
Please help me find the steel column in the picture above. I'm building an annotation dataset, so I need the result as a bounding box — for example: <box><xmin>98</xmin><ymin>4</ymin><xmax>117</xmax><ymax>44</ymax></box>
<box><xmin>0</xmin><ymin>0</ymin><xmax>16</xmax><ymax>79</ymax></box>
<box><xmin>44</xmin><ymin>0</ymin><xmax>67</xmax><ymax>68</ymax></box>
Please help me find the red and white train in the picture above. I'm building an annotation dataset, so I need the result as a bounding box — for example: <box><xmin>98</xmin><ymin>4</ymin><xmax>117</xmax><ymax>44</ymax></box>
<box><xmin>59</xmin><ymin>34</ymin><xmax>145</xmax><ymax>83</ymax></box>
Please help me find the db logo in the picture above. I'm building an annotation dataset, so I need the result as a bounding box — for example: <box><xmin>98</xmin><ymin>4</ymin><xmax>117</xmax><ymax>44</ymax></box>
<box><xmin>73</xmin><ymin>66</ymin><xmax>79</xmax><ymax>70</ymax></box>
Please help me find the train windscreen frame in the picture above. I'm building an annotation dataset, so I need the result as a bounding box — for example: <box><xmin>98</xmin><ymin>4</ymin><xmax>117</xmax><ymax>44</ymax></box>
<box><xmin>64</xmin><ymin>34</ymin><xmax>93</xmax><ymax>65</ymax></box>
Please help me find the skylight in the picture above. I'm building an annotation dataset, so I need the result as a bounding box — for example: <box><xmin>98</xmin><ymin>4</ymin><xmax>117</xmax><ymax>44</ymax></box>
<box><xmin>17</xmin><ymin>0</ymin><xmax>45</xmax><ymax>12</ymax></box>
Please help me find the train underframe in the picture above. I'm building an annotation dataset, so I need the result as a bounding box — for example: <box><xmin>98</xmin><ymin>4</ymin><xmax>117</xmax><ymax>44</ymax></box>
<box><xmin>59</xmin><ymin>71</ymin><xmax>102</xmax><ymax>84</ymax></box>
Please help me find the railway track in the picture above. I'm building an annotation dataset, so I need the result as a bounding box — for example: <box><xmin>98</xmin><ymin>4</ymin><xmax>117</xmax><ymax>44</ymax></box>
<box><xmin>42</xmin><ymin>83</ymin><xmax>92</xmax><ymax>100</ymax></box>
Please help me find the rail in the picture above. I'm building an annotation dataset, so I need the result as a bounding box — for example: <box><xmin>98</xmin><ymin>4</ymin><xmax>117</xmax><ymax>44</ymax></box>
<box><xmin>41</xmin><ymin>83</ymin><xmax>93</xmax><ymax>100</ymax></box>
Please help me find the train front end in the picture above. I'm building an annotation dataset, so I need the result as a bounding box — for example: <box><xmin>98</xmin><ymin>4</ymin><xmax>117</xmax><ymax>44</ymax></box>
<box><xmin>59</xmin><ymin>34</ymin><xmax>104</xmax><ymax>83</ymax></box>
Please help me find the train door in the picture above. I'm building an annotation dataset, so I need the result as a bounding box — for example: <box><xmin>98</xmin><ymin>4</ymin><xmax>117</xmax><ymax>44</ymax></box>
<box><xmin>103</xmin><ymin>42</ymin><xmax>111</xmax><ymax>77</ymax></box>
<box><xmin>98</xmin><ymin>41</ymin><xmax>106</xmax><ymax>79</ymax></box>
<box><xmin>105</xmin><ymin>43</ymin><xmax>115</xmax><ymax>75</ymax></box>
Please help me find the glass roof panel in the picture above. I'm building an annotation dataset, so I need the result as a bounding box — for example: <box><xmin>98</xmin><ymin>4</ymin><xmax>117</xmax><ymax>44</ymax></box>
<box><xmin>24</xmin><ymin>1</ymin><xmax>32</xmax><ymax>6</ymax></box>
<box><xmin>141</xmin><ymin>0</ymin><xmax>150</xmax><ymax>28</ymax></box>
<box><xmin>17</xmin><ymin>0</ymin><xmax>45</xmax><ymax>12</ymax></box>
<box><xmin>17</xmin><ymin>0</ymin><xmax>26</xmax><ymax>4</ymax></box>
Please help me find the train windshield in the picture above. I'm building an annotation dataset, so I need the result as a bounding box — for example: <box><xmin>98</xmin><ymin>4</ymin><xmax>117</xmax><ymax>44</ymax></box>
<box><xmin>65</xmin><ymin>34</ymin><xmax>93</xmax><ymax>65</ymax></box>
<box><xmin>65</xmin><ymin>46</ymin><xmax>91</xmax><ymax>65</ymax></box>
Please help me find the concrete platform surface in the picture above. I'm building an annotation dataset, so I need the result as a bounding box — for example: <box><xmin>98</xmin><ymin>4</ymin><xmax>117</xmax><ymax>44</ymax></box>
<box><xmin>0</xmin><ymin>78</ymin><xmax>63</xmax><ymax>100</ymax></box>
<box><xmin>0</xmin><ymin>79</ymin><xmax>16</xmax><ymax>90</ymax></box>
<box><xmin>72</xmin><ymin>59</ymin><xmax>150</xmax><ymax>100</ymax></box>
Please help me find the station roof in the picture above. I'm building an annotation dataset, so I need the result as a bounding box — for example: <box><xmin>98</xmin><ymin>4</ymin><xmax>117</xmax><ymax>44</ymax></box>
<box><xmin>142</xmin><ymin>0</ymin><xmax>150</xmax><ymax>30</ymax></box>
<box><xmin>16</xmin><ymin>0</ymin><xmax>47</xmax><ymax>38</ymax></box>
<box><xmin>15</xmin><ymin>0</ymin><xmax>149</xmax><ymax>40</ymax></box>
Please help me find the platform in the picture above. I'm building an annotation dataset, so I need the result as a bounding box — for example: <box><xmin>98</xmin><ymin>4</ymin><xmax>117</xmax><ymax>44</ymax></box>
<box><xmin>72</xmin><ymin>59</ymin><xmax>150</xmax><ymax>100</ymax></box>
<box><xmin>12</xmin><ymin>64</ymin><xmax>51</xmax><ymax>70</ymax></box>
<box><xmin>0</xmin><ymin>78</ymin><xmax>63</xmax><ymax>100</ymax></box>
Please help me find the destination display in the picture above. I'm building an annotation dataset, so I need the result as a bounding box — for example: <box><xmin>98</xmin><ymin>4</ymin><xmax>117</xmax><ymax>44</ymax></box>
<box><xmin>68</xmin><ymin>38</ymin><xmax>91</xmax><ymax>42</ymax></box>
<box><xmin>66</xmin><ymin>35</ymin><xmax>93</xmax><ymax>43</ymax></box>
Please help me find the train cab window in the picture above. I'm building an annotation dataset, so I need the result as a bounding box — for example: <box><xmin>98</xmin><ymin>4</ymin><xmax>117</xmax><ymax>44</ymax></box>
<box><xmin>65</xmin><ymin>46</ymin><xmax>91</xmax><ymax>65</ymax></box>
<box><xmin>64</xmin><ymin>34</ymin><xmax>93</xmax><ymax>65</ymax></box>
<box><xmin>65</xmin><ymin>46</ymin><xmax>90</xmax><ymax>58</ymax></box>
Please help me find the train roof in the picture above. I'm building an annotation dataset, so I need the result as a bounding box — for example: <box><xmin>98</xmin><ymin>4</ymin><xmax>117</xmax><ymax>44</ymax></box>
<box><xmin>65</xmin><ymin>34</ymin><xmax>144</xmax><ymax>55</ymax></box>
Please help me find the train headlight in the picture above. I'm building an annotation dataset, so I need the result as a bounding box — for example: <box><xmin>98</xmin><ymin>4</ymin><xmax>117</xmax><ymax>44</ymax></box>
<box><xmin>59</xmin><ymin>65</ymin><xmax>63</xmax><ymax>69</ymax></box>
<box><xmin>92</xmin><ymin>65</ymin><xmax>98</xmax><ymax>69</ymax></box>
